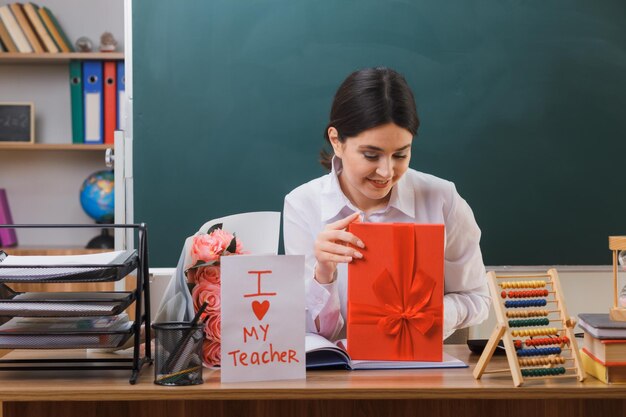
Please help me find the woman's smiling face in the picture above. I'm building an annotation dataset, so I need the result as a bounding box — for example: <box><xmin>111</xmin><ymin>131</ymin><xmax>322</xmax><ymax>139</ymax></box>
<box><xmin>329</xmin><ymin>122</ymin><xmax>413</xmax><ymax>213</ymax></box>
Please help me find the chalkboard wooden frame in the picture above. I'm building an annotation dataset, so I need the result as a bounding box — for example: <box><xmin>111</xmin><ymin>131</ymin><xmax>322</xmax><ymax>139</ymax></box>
<box><xmin>0</xmin><ymin>102</ymin><xmax>35</xmax><ymax>144</ymax></box>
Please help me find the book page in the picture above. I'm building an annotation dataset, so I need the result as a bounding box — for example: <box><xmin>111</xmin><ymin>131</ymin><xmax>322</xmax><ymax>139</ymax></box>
<box><xmin>305</xmin><ymin>333</ymin><xmax>350</xmax><ymax>369</ymax></box>
<box><xmin>351</xmin><ymin>352</ymin><xmax>467</xmax><ymax>370</ymax></box>
<box><xmin>305</xmin><ymin>333</ymin><xmax>343</xmax><ymax>352</ymax></box>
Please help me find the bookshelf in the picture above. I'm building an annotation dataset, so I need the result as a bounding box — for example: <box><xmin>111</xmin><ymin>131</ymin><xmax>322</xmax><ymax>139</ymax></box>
<box><xmin>0</xmin><ymin>0</ymin><xmax>124</xmax><ymax>250</ymax></box>
<box><xmin>0</xmin><ymin>143</ymin><xmax>110</xmax><ymax>151</ymax></box>
<box><xmin>0</xmin><ymin>52</ymin><xmax>124</xmax><ymax>64</ymax></box>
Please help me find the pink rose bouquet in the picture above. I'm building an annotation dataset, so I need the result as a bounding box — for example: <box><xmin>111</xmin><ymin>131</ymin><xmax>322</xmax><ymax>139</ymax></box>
<box><xmin>185</xmin><ymin>223</ymin><xmax>244</xmax><ymax>367</ymax></box>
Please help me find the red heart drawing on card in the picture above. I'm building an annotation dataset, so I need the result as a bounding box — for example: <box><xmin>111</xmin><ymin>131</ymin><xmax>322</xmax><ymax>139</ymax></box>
<box><xmin>252</xmin><ymin>300</ymin><xmax>270</xmax><ymax>321</ymax></box>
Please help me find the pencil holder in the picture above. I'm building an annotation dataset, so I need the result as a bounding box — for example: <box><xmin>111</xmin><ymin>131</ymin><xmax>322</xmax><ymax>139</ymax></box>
<box><xmin>152</xmin><ymin>322</ymin><xmax>204</xmax><ymax>386</ymax></box>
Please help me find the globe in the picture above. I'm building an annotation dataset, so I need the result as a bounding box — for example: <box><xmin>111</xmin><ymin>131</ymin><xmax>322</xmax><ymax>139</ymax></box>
<box><xmin>79</xmin><ymin>170</ymin><xmax>114</xmax><ymax>223</ymax></box>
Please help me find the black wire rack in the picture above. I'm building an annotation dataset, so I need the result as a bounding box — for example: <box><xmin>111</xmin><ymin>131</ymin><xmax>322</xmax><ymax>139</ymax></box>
<box><xmin>0</xmin><ymin>224</ymin><xmax>152</xmax><ymax>384</ymax></box>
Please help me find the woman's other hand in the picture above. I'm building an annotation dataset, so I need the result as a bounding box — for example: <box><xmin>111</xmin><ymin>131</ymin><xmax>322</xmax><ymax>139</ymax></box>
<box><xmin>313</xmin><ymin>212</ymin><xmax>365</xmax><ymax>284</ymax></box>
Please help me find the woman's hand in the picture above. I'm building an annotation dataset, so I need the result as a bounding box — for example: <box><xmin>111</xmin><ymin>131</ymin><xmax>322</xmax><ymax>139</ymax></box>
<box><xmin>314</xmin><ymin>212</ymin><xmax>365</xmax><ymax>284</ymax></box>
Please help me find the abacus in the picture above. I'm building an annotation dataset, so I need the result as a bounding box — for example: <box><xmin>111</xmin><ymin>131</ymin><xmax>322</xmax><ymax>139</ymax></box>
<box><xmin>473</xmin><ymin>269</ymin><xmax>585</xmax><ymax>387</ymax></box>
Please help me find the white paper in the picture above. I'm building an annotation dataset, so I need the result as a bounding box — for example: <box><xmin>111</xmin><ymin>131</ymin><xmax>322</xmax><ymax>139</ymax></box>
<box><xmin>0</xmin><ymin>313</ymin><xmax>130</xmax><ymax>332</ymax></box>
<box><xmin>0</xmin><ymin>302</ymin><xmax>117</xmax><ymax>314</ymax></box>
<box><xmin>0</xmin><ymin>251</ymin><xmax>127</xmax><ymax>266</ymax></box>
<box><xmin>0</xmin><ymin>251</ymin><xmax>132</xmax><ymax>280</ymax></box>
<box><xmin>220</xmin><ymin>255</ymin><xmax>305</xmax><ymax>383</ymax></box>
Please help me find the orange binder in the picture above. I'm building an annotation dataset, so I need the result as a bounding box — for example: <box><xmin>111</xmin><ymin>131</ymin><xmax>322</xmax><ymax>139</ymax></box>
<box><xmin>103</xmin><ymin>61</ymin><xmax>117</xmax><ymax>145</ymax></box>
<box><xmin>347</xmin><ymin>223</ymin><xmax>445</xmax><ymax>362</ymax></box>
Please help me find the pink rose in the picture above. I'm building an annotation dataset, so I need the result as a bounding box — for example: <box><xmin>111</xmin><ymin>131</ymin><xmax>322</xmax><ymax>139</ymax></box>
<box><xmin>203</xmin><ymin>340</ymin><xmax>221</xmax><ymax>367</ymax></box>
<box><xmin>192</xmin><ymin>280</ymin><xmax>221</xmax><ymax>314</ymax></box>
<box><xmin>209</xmin><ymin>229</ymin><xmax>244</xmax><ymax>254</ymax></box>
<box><xmin>195</xmin><ymin>266</ymin><xmax>220</xmax><ymax>285</ymax></box>
<box><xmin>190</xmin><ymin>234</ymin><xmax>221</xmax><ymax>265</ymax></box>
<box><xmin>204</xmin><ymin>314</ymin><xmax>221</xmax><ymax>342</ymax></box>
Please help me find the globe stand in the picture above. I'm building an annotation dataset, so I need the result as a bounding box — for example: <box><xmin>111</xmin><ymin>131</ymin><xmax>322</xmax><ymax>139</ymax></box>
<box><xmin>86</xmin><ymin>228</ymin><xmax>114</xmax><ymax>249</ymax></box>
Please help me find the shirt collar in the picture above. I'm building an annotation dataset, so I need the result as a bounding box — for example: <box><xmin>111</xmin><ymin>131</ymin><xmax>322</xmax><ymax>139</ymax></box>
<box><xmin>320</xmin><ymin>156</ymin><xmax>416</xmax><ymax>222</ymax></box>
<box><xmin>320</xmin><ymin>156</ymin><xmax>354</xmax><ymax>222</ymax></box>
<box><xmin>387</xmin><ymin>171</ymin><xmax>415</xmax><ymax>219</ymax></box>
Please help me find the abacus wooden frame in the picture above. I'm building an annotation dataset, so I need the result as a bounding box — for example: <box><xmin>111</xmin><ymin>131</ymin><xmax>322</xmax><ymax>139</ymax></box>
<box><xmin>472</xmin><ymin>269</ymin><xmax>585</xmax><ymax>387</ymax></box>
<box><xmin>609</xmin><ymin>236</ymin><xmax>626</xmax><ymax>321</ymax></box>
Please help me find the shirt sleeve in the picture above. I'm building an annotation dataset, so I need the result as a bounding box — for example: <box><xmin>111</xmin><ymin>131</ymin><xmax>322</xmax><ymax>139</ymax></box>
<box><xmin>283</xmin><ymin>194</ymin><xmax>344</xmax><ymax>340</ymax></box>
<box><xmin>442</xmin><ymin>184</ymin><xmax>491</xmax><ymax>339</ymax></box>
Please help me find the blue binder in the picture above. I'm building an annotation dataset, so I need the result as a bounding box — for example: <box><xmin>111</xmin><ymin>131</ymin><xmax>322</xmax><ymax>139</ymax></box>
<box><xmin>117</xmin><ymin>61</ymin><xmax>125</xmax><ymax>130</ymax></box>
<box><xmin>83</xmin><ymin>61</ymin><xmax>103</xmax><ymax>144</ymax></box>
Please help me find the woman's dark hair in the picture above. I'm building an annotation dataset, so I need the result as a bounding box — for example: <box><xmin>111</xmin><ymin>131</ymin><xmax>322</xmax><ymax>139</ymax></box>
<box><xmin>320</xmin><ymin>67</ymin><xmax>420</xmax><ymax>170</ymax></box>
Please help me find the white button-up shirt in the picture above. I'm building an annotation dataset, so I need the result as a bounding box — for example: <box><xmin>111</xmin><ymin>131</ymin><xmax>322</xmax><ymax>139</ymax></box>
<box><xmin>283</xmin><ymin>157</ymin><xmax>490</xmax><ymax>341</ymax></box>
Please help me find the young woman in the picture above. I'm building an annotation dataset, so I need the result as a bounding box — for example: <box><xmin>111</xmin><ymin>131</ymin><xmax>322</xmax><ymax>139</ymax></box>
<box><xmin>283</xmin><ymin>67</ymin><xmax>490</xmax><ymax>341</ymax></box>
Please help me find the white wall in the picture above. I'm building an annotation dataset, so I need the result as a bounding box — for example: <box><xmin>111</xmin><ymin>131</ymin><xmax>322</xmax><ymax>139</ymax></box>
<box><xmin>0</xmin><ymin>0</ymin><xmax>124</xmax><ymax>246</ymax></box>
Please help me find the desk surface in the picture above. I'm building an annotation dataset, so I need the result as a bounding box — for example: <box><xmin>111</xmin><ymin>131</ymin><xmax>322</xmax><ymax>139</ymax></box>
<box><xmin>0</xmin><ymin>345</ymin><xmax>623</xmax><ymax>402</ymax></box>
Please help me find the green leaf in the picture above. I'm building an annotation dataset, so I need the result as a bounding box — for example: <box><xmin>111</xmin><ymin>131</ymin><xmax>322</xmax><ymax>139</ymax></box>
<box><xmin>226</xmin><ymin>236</ymin><xmax>237</xmax><ymax>254</ymax></box>
<box><xmin>207</xmin><ymin>223</ymin><xmax>223</xmax><ymax>234</ymax></box>
<box><xmin>192</xmin><ymin>260</ymin><xmax>206</xmax><ymax>268</ymax></box>
<box><xmin>184</xmin><ymin>259</ymin><xmax>219</xmax><ymax>275</ymax></box>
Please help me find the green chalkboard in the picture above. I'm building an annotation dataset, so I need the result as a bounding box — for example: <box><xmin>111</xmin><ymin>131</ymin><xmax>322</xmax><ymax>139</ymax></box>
<box><xmin>133</xmin><ymin>0</ymin><xmax>626</xmax><ymax>267</ymax></box>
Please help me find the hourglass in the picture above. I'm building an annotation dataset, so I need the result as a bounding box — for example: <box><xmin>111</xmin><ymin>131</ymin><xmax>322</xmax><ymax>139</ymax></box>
<box><xmin>609</xmin><ymin>236</ymin><xmax>626</xmax><ymax>321</ymax></box>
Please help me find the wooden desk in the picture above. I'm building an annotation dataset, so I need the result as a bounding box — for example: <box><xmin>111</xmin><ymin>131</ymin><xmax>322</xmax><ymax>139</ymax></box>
<box><xmin>0</xmin><ymin>345</ymin><xmax>624</xmax><ymax>417</ymax></box>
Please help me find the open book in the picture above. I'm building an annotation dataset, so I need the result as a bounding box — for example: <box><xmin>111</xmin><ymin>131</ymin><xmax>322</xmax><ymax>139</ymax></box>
<box><xmin>305</xmin><ymin>333</ymin><xmax>467</xmax><ymax>370</ymax></box>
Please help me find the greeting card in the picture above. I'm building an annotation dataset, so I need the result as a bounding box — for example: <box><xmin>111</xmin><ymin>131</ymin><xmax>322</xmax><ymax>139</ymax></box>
<box><xmin>220</xmin><ymin>255</ymin><xmax>305</xmax><ymax>383</ymax></box>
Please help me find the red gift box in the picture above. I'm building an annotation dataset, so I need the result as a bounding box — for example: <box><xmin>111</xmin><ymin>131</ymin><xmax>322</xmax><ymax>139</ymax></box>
<box><xmin>347</xmin><ymin>223</ymin><xmax>444</xmax><ymax>361</ymax></box>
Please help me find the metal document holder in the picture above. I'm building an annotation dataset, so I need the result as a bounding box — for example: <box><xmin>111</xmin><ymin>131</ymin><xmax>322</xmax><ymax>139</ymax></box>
<box><xmin>0</xmin><ymin>224</ymin><xmax>152</xmax><ymax>384</ymax></box>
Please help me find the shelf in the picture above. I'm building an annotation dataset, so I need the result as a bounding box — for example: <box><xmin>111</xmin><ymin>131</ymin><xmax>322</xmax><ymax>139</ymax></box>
<box><xmin>0</xmin><ymin>52</ymin><xmax>124</xmax><ymax>64</ymax></box>
<box><xmin>0</xmin><ymin>143</ymin><xmax>110</xmax><ymax>151</ymax></box>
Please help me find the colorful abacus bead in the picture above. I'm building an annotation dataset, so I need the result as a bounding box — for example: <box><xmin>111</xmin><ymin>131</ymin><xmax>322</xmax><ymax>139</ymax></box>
<box><xmin>524</xmin><ymin>336</ymin><xmax>569</xmax><ymax>347</ymax></box>
<box><xmin>500</xmin><ymin>280</ymin><xmax>547</xmax><ymax>289</ymax></box>
<box><xmin>508</xmin><ymin>318</ymin><xmax>550</xmax><ymax>328</ymax></box>
<box><xmin>516</xmin><ymin>347</ymin><xmax>562</xmax><ymax>357</ymax></box>
<box><xmin>521</xmin><ymin>367</ymin><xmax>566</xmax><ymax>377</ymax></box>
<box><xmin>504</xmin><ymin>289</ymin><xmax>550</xmax><ymax>299</ymax></box>
<box><xmin>511</xmin><ymin>327</ymin><xmax>558</xmax><ymax>337</ymax></box>
<box><xmin>506</xmin><ymin>309</ymin><xmax>549</xmax><ymax>318</ymax></box>
<box><xmin>504</xmin><ymin>299</ymin><xmax>548</xmax><ymax>308</ymax></box>
<box><xmin>519</xmin><ymin>357</ymin><xmax>565</xmax><ymax>366</ymax></box>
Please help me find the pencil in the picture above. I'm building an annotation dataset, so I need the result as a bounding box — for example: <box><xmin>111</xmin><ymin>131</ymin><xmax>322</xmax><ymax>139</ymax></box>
<box><xmin>156</xmin><ymin>365</ymin><xmax>201</xmax><ymax>383</ymax></box>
